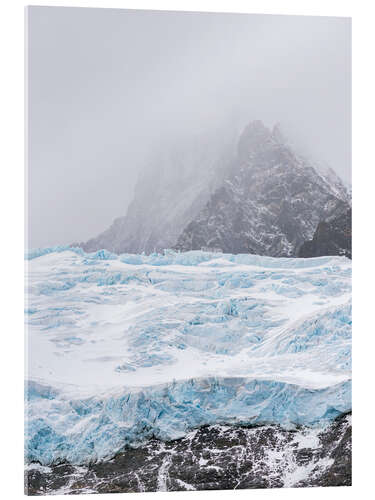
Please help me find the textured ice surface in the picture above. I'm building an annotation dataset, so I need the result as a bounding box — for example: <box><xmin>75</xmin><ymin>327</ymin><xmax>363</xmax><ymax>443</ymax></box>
<box><xmin>25</xmin><ymin>249</ymin><xmax>351</xmax><ymax>464</ymax></box>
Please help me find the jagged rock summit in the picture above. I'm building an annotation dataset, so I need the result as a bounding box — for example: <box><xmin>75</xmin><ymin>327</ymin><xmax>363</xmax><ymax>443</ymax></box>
<box><xmin>175</xmin><ymin>120</ymin><xmax>350</xmax><ymax>257</ymax></box>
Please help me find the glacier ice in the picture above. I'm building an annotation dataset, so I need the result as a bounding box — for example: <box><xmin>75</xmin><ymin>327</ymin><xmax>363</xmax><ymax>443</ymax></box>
<box><xmin>25</xmin><ymin>248</ymin><xmax>351</xmax><ymax>464</ymax></box>
<box><xmin>26</xmin><ymin>377</ymin><xmax>350</xmax><ymax>465</ymax></box>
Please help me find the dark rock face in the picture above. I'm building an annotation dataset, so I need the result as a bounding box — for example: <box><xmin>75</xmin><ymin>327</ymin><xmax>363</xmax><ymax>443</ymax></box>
<box><xmin>298</xmin><ymin>208</ymin><xmax>352</xmax><ymax>259</ymax></box>
<box><xmin>25</xmin><ymin>413</ymin><xmax>351</xmax><ymax>495</ymax></box>
<box><xmin>175</xmin><ymin>121</ymin><xmax>350</xmax><ymax>257</ymax></box>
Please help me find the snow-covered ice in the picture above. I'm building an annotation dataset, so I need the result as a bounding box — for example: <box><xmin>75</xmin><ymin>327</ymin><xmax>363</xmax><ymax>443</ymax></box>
<box><xmin>25</xmin><ymin>248</ymin><xmax>351</xmax><ymax>464</ymax></box>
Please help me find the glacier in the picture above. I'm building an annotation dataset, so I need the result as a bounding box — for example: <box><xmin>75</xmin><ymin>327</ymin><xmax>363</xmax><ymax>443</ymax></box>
<box><xmin>25</xmin><ymin>248</ymin><xmax>351</xmax><ymax>465</ymax></box>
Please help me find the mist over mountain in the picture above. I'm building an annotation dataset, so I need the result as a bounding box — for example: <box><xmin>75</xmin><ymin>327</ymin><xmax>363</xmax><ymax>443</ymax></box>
<box><xmin>80</xmin><ymin>120</ymin><xmax>350</xmax><ymax>257</ymax></box>
<box><xmin>80</xmin><ymin>127</ymin><xmax>237</xmax><ymax>254</ymax></box>
<box><xmin>28</xmin><ymin>9</ymin><xmax>351</xmax><ymax>248</ymax></box>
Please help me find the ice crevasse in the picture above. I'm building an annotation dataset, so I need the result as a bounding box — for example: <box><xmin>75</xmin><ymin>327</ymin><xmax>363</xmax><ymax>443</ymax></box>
<box><xmin>25</xmin><ymin>248</ymin><xmax>352</xmax><ymax>464</ymax></box>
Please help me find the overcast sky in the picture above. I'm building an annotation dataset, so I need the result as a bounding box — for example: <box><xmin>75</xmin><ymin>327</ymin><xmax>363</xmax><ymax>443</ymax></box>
<box><xmin>27</xmin><ymin>7</ymin><xmax>351</xmax><ymax>248</ymax></box>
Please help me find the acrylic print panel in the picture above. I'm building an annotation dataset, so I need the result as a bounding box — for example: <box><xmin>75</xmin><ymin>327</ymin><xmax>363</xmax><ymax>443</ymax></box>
<box><xmin>25</xmin><ymin>6</ymin><xmax>352</xmax><ymax>495</ymax></box>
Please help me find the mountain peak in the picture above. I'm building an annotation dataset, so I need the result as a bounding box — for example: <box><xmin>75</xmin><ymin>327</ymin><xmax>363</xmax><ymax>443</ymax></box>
<box><xmin>175</xmin><ymin>120</ymin><xmax>350</xmax><ymax>257</ymax></box>
<box><xmin>237</xmin><ymin>120</ymin><xmax>275</xmax><ymax>160</ymax></box>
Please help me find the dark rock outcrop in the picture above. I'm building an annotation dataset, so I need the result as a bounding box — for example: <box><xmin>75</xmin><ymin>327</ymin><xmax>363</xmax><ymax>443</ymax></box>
<box><xmin>298</xmin><ymin>208</ymin><xmax>352</xmax><ymax>259</ymax></box>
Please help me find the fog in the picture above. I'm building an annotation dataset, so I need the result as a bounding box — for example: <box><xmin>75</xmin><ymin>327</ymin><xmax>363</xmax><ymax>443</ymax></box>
<box><xmin>27</xmin><ymin>7</ymin><xmax>351</xmax><ymax>248</ymax></box>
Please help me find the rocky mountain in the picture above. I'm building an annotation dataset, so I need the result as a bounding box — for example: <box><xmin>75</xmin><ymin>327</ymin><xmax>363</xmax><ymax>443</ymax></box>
<box><xmin>299</xmin><ymin>207</ymin><xmax>352</xmax><ymax>259</ymax></box>
<box><xmin>80</xmin><ymin>132</ymin><xmax>235</xmax><ymax>254</ymax></box>
<box><xmin>80</xmin><ymin>120</ymin><xmax>350</xmax><ymax>258</ymax></box>
<box><xmin>175</xmin><ymin>121</ymin><xmax>350</xmax><ymax>257</ymax></box>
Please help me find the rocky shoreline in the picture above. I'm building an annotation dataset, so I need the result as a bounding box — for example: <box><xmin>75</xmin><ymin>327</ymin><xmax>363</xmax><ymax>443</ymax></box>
<box><xmin>25</xmin><ymin>412</ymin><xmax>351</xmax><ymax>495</ymax></box>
